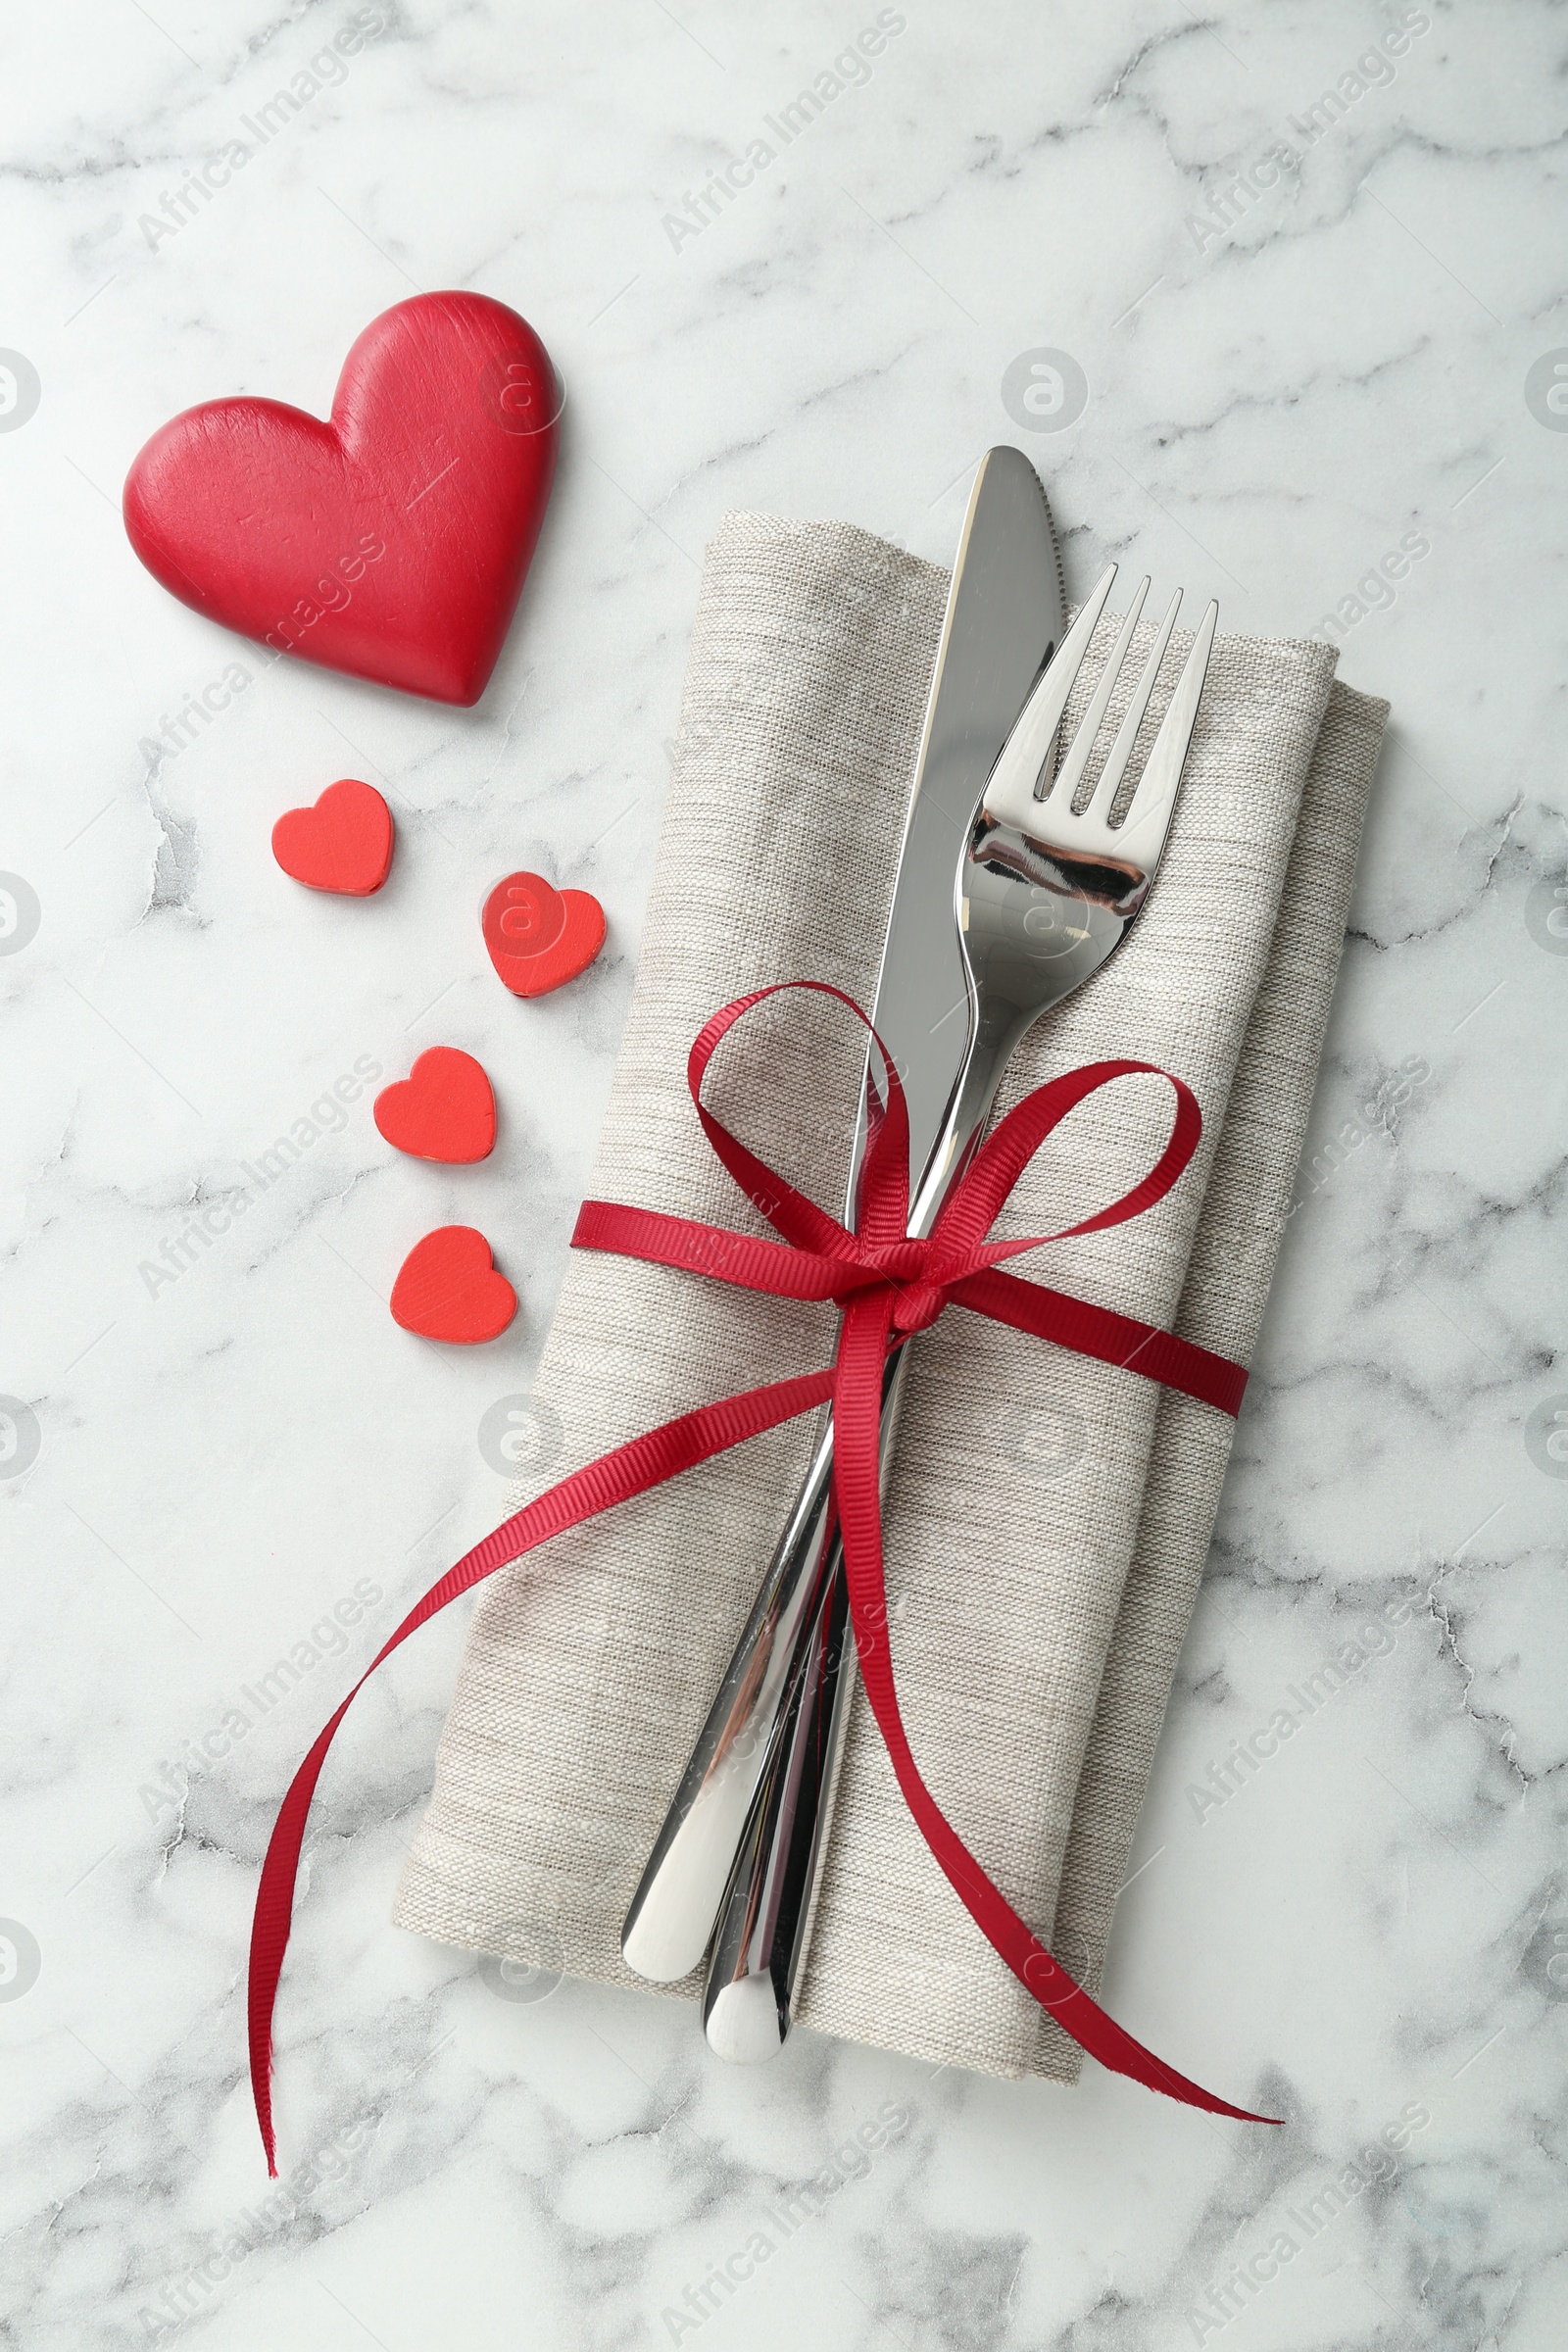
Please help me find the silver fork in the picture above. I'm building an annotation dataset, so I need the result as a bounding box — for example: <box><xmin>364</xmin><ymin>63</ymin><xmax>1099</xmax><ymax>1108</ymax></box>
<box><xmin>622</xmin><ymin>564</ymin><xmax>1218</xmax><ymax>2053</ymax></box>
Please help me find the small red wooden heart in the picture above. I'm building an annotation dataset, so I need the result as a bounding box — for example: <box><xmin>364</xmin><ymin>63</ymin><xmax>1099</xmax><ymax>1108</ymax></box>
<box><xmin>122</xmin><ymin>292</ymin><xmax>559</xmax><ymax>707</ymax></box>
<box><xmin>271</xmin><ymin>778</ymin><xmax>394</xmax><ymax>895</ymax></box>
<box><xmin>482</xmin><ymin>871</ymin><xmax>605</xmax><ymax>997</ymax></box>
<box><xmin>373</xmin><ymin>1048</ymin><xmax>496</xmax><ymax>1163</ymax></box>
<box><xmin>390</xmin><ymin>1226</ymin><xmax>516</xmax><ymax>1344</ymax></box>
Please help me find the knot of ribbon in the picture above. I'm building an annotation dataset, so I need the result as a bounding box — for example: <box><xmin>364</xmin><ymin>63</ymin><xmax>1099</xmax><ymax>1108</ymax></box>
<box><xmin>248</xmin><ymin>982</ymin><xmax>1272</xmax><ymax>2175</ymax></box>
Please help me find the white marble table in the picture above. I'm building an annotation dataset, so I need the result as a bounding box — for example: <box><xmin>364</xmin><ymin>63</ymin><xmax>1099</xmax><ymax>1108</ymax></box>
<box><xmin>4</xmin><ymin>2</ymin><xmax>1565</xmax><ymax>2344</ymax></box>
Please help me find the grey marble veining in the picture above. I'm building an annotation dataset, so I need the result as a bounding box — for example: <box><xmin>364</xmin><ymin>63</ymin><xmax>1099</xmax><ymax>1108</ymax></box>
<box><xmin>2</xmin><ymin>2</ymin><xmax>1565</xmax><ymax>2346</ymax></box>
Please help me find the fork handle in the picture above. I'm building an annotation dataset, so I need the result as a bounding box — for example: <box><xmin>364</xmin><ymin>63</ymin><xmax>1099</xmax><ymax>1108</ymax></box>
<box><xmin>619</xmin><ymin>1026</ymin><xmax>1015</xmax><ymax>1989</ymax></box>
<box><xmin>618</xmin><ymin>1349</ymin><xmax>906</xmax><ymax>1984</ymax></box>
<box><xmin>694</xmin><ymin>1036</ymin><xmax>1027</xmax><ymax>2049</ymax></box>
<box><xmin>702</xmin><ymin>1540</ymin><xmax>857</xmax><ymax>2057</ymax></box>
<box><xmin>702</xmin><ymin>1341</ymin><xmax>912</xmax><ymax>2055</ymax></box>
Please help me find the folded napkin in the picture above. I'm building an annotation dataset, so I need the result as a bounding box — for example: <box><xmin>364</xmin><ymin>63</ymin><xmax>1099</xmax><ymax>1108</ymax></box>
<box><xmin>394</xmin><ymin>512</ymin><xmax>1387</xmax><ymax>2083</ymax></box>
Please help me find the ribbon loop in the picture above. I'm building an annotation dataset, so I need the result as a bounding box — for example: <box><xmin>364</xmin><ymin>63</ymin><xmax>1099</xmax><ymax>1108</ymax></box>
<box><xmin>248</xmin><ymin>983</ymin><xmax>1271</xmax><ymax>2175</ymax></box>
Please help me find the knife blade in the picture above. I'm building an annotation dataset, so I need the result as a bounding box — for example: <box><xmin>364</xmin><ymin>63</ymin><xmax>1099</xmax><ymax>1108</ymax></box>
<box><xmin>619</xmin><ymin>447</ymin><xmax>1066</xmax><ymax>1990</ymax></box>
<box><xmin>856</xmin><ymin>444</ymin><xmax>1068</xmax><ymax>1197</ymax></box>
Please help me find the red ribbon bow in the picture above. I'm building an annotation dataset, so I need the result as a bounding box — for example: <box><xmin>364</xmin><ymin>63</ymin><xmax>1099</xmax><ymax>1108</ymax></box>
<box><xmin>249</xmin><ymin>984</ymin><xmax>1273</xmax><ymax>2172</ymax></box>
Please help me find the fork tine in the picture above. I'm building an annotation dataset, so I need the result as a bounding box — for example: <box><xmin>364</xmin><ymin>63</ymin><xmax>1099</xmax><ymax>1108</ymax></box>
<box><xmin>1053</xmin><ymin>575</ymin><xmax>1150</xmax><ymax>811</ymax></box>
<box><xmin>1113</xmin><ymin>598</ymin><xmax>1218</xmax><ymax>870</ymax></box>
<box><xmin>981</xmin><ymin>563</ymin><xmax>1117</xmax><ymax>831</ymax></box>
<box><xmin>1083</xmin><ymin>587</ymin><xmax>1182</xmax><ymax>825</ymax></box>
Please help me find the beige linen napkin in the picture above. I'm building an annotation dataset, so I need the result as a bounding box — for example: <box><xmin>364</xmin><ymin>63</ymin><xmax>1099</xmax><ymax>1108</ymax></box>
<box><xmin>394</xmin><ymin>513</ymin><xmax>1386</xmax><ymax>2084</ymax></box>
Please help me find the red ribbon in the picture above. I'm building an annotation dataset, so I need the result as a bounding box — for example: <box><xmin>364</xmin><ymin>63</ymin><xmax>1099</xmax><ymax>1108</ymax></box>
<box><xmin>249</xmin><ymin>983</ymin><xmax>1274</xmax><ymax>2172</ymax></box>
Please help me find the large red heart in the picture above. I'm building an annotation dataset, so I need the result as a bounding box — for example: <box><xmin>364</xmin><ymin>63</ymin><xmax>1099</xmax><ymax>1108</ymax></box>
<box><xmin>122</xmin><ymin>292</ymin><xmax>559</xmax><ymax>707</ymax></box>
<box><xmin>390</xmin><ymin>1226</ymin><xmax>516</xmax><ymax>1344</ymax></box>
<box><xmin>482</xmin><ymin>871</ymin><xmax>605</xmax><ymax>997</ymax></box>
<box><xmin>271</xmin><ymin>778</ymin><xmax>394</xmax><ymax>895</ymax></box>
<box><xmin>373</xmin><ymin>1048</ymin><xmax>496</xmax><ymax>1163</ymax></box>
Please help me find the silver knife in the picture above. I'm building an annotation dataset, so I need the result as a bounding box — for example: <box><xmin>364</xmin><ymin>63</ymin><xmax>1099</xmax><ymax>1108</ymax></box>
<box><xmin>620</xmin><ymin>447</ymin><xmax>1067</xmax><ymax>1993</ymax></box>
<box><xmin>699</xmin><ymin>453</ymin><xmax>1071</xmax><ymax>2054</ymax></box>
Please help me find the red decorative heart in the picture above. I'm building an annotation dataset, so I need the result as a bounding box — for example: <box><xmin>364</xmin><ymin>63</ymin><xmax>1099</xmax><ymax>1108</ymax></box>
<box><xmin>271</xmin><ymin>778</ymin><xmax>394</xmax><ymax>895</ymax></box>
<box><xmin>390</xmin><ymin>1226</ymin><xmax>516</xmax><ymax>1345</ymax></box>
<box><xmin>122</xmin><ymin>292</ymin><xmax>559</xmax><ymax>707</ymax></box>
<box><xmin>482</xmin><ymin>871</ymin><xmax>605</xmax><ymax>997</ymax></box>
<box><xmin>373</xmin><ymin>1048</ymin><xmax>496</xmax><ymax>1163</ymax></box>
